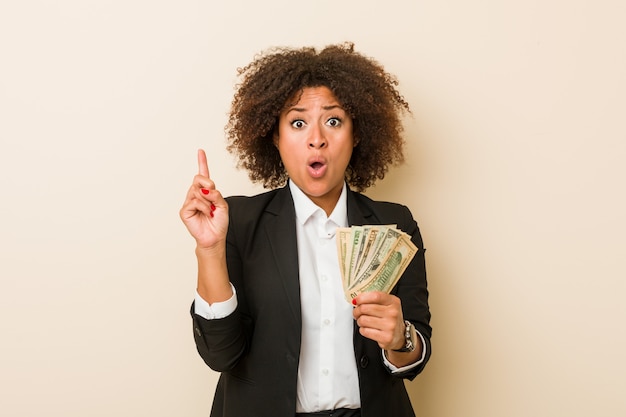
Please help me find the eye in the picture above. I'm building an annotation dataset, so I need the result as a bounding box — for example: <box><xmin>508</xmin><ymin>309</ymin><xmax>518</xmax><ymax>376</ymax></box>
<box><xmin>290</xmin><ymin>119</ymin><xmax>305</xmax><ymax>129</ymax></box>
<box><xmin>326</xmin><ymin>117</ymin><xmax>342</xmax><ymax>127</ymax></box>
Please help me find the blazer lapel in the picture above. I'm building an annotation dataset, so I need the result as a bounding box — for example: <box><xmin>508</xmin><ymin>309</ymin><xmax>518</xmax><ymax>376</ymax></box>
<box><xmin>263</xmin><ymin>186</ymin><xmax>302</xmax><ymax>327</ymax></box>
<box><xmin>346</xmin><ymin>187</ymin><xmax>375</xmax><ymax>226</ymax></box>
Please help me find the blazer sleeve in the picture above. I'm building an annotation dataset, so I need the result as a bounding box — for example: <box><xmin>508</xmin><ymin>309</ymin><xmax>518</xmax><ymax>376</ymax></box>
<box><xmin>191</xmin><ymin>303</ymin><xmax>247</xmax><ymax>372</ymax></box>
<box><xmin>190</xmin><ymin>200</ymin><xmax>251</xmax><ymax>372</ymax></box>
<box><xmin>388</xmin><ymin>204</ymin><xmax>432</xmax><ymax>380</ymax></box>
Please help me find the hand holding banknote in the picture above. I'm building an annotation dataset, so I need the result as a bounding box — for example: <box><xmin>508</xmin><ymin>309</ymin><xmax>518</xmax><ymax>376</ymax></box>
<box><xmin>343</xmin><ymin>225</ymin><xmax>423</xmax><ymax>359</ymax></box>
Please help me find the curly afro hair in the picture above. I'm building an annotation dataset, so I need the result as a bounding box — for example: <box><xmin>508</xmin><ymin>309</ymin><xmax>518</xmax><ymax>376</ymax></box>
<box><xmin>225</xmin><ymin>42</ymin><xmax>411</xmax><ymax>192</ymax></box>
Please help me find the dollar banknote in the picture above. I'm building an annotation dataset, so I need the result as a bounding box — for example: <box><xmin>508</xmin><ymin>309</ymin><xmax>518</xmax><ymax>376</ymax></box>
<box><xmin>336</xmin><ymin>225</ymin><xmax>418</xmax><ymax>303</ymax></box>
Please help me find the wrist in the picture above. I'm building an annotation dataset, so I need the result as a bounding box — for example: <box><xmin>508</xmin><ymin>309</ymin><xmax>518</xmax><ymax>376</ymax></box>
<box><xmin>195</xmin><ymin>244</ymin><xmax>231</xmax><ymax>304</ymax></box>
<box><xmin>195</xmin><ymin>243</ymin><xmax>226</xmax><ymax>259</ymax></box>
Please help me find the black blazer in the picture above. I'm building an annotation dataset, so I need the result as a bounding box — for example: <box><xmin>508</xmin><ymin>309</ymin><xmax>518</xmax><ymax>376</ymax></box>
<box><xmin>191</xmin><ymin>185</ymin><xmax>431</xmax><ymax>417</ymax></box>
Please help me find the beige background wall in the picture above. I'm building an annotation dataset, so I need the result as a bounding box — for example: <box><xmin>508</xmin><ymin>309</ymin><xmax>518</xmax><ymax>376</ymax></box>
<box><xmin>1</xmin><ymin>1</ymin><xmax>624</xmax><ymax>416</ymax></box>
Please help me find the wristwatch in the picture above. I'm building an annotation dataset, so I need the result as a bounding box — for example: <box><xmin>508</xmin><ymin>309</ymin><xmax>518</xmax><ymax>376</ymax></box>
<box><xmin>393</xmin><ymin>320</ymin><xmax>417</xmax><ymax>353</ymax></box>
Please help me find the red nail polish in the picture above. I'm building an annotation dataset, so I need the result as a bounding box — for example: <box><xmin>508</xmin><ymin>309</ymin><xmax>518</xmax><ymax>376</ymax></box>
<box><xmin>210</xmin><ymin>211</ymin><xmax>214</xmax><ymax>218</ymax></box>
<box><xmin>352</xmin><ymin>298</ymin><xmax>357</xmax><ymax>306</ymax></box>
<box><xmin>201</xmin><ymin>188</ymin><xmax>209</xmax><ymax>195</ymax></box>
<box><xmin>210</xmin><ymin>204</ymin><xmax>216</xmax><ymax>211</ymax></box>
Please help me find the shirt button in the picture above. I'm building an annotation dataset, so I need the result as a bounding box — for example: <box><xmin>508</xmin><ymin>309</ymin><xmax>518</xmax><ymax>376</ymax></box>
<box><xmin>322</xmin><ymin>369</ymin><xmax>329</xmax><ymax>376</ymax></box>
<box><xmin>320</xmin><ymin>275</ymin><xmax>328</xmax><ymax>282</ymax></box>
<box><xmin>323</xmin><ymin>319</ymin><xmax>331</xmax><ymax>325</ymax></box>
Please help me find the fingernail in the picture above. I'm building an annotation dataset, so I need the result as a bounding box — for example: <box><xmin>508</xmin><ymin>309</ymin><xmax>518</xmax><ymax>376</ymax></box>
<box><xmin>210</xmin><ymin>211</ymin><xmax>214</xmax><ymax>218</ymax></box>
<box><xmin>351</xmin><ymin>298</ymin><xmax>357</xmax><ymax>306</ymax></box>
<box><xmin>210</xmin><ymin>204</ymin><xmax>216</xmax><ymax>211</ymax></box>
<box><xmin>201</xmin><ymin>188</ymin><xmax>209</xmax><ymax>195</ymax></box>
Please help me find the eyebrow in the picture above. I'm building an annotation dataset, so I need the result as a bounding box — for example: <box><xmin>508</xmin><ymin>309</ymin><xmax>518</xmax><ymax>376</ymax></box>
<box><xmin>286</xmin><ymin>104</ymin><xmax>344</xmax><ymax>113</ymax></box>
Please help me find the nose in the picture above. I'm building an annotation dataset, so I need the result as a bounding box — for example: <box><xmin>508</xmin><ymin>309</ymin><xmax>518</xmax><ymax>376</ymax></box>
<box><xmin>308</xmin><ymin>124</ymin><xmax>327</xmax><ymax>149</ymax></box>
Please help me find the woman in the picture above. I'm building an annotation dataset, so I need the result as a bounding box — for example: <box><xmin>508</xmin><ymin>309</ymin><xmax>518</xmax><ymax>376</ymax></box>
<box><xmin>180</xmin><ymin>42</ymin><xmax>431</xmax><ymax>417</ymax></box>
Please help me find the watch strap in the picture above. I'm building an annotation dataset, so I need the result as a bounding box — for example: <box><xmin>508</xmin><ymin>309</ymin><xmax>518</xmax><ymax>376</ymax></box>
<box><xmin>393</xmin><ymin>320</ymin><xmax>416</xmax><ymax>353</ymax></box>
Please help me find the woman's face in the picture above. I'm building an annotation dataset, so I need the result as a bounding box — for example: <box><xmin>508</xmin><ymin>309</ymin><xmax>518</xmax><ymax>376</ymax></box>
<box><xmin>274</xmin><ymin>86</ymin><xmax>355</xmax><ymax>215</ymax></box>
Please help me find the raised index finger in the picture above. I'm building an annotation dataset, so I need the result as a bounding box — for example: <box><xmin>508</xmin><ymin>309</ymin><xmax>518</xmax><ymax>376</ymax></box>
<box><xmin>197</xmin><ymin>149</ymin><xmax>210</xmax><ymax>178</ymax></box>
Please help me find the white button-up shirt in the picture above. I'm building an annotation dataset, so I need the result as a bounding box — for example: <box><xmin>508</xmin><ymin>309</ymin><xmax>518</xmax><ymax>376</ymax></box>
<box><xmin>288</xmin><ymin>181</ymin><xmax>360</xmax><ymax>412</ymax></box>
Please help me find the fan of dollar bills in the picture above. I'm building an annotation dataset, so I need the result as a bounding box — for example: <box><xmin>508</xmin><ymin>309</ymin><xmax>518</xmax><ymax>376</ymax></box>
<box><xmin>336</xmin><ymin>225</ymin><xmax>418</xmax><ymax>303</ymax></box>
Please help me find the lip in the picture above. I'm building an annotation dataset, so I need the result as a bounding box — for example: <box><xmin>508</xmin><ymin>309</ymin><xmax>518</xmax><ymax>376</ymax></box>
<box><xmin>306</xmin><ymin>156</ymin><xmax>328</xmax><ymax>179</ymax></box>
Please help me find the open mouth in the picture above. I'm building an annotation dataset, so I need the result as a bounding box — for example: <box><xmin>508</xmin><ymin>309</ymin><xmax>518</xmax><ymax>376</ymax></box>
<box><xmin>307</xmin><ymin>159</ymin><xmax>327</xmax><ymax>178</ymax></box>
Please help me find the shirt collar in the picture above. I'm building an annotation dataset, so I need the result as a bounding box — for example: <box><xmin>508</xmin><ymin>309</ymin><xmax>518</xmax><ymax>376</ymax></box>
<box><xmin>288</xmin><ymin>180</ymin><xmax>348</xmax><ymax>227</ymax></box>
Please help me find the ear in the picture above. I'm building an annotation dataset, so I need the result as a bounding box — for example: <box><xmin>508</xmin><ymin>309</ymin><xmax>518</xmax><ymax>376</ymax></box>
<box><xmin>273</xmin><ymin>131</ymin><xmax>279</xmax><ymax>148</ymax></box>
